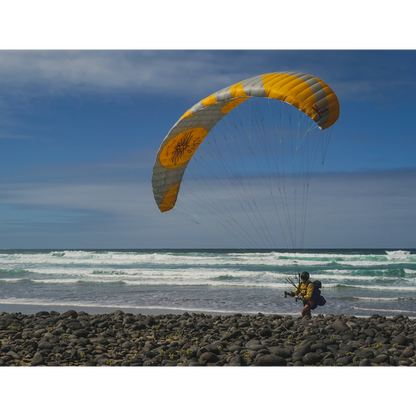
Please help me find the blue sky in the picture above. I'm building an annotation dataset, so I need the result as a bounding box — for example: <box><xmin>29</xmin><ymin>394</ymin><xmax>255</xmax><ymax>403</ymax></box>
<box><xmin>1</xmin><ymin>49</ymin><xmax>416</xmax><ymax>249</ymax></box>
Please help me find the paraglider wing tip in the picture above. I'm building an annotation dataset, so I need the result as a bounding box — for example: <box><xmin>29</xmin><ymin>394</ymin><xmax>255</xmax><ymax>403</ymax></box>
<box><xmin>159</xmin><ymin>204</ymin><xmax>174</xmax><ymax>213</ymax></box>
<box><xmin>157</xmin><ymin>182</ymin><xmax>180</xmax><ymax>213</ymax></box>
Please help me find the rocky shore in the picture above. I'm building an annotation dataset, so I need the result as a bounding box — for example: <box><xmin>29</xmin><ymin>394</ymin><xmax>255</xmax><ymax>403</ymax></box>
<box><xmin>1</xmin><ymin>309</ymin><xmax>415</xmax><ymax>366</ymax></box>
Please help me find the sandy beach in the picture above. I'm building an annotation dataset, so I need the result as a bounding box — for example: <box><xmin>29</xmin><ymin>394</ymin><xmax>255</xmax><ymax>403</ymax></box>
<box><xmin>1</xmin><ymin>306</ymin><xmax>415</xmax><ymax>367</ymax></box>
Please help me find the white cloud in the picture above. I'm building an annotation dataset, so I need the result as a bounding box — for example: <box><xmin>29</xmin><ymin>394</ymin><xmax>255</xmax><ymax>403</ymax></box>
<box><xmin>0</xmin><ymin>51</ymin><xmax>246</xmax><ymax>98</ymax></box>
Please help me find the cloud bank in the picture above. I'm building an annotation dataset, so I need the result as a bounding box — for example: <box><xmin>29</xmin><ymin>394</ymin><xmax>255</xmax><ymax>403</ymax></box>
<box><xmin>1</xmin><ymin>165</ymin><xmax>415</xmax><ymax>249</ymax></box>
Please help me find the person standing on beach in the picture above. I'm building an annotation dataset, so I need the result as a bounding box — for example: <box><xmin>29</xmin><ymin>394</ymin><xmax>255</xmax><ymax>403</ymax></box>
<box><xmin>285</xmin><ymin>271</ymin><xmax>314</xmax><ymax>317</ymax></box>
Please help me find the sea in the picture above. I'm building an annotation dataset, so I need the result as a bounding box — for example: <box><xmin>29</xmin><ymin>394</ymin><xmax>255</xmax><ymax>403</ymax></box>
<box><xmin>0</xmin><ymin>248</ymin><xmax>416</xmax><ymax>318</ymax></box>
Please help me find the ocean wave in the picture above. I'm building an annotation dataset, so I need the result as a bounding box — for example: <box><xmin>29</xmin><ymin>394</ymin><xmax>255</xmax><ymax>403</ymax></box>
<box><xmin>351</xmin><ymin>306</ymin><xmax>416</xmax><ymax>314</ymax></box>
<box><xmin>0</xmin><ymin>278</ymin><xmax>32</xmax><ymax>283</ymax></box>
<box><xmin>34</xmin><ymin>279</ymin><xmax>128</xmax><ymax>285</ymax></box>
<box><xmin>92</xmin><ymin>270</ymin><xmax>129</xmax><ymax>276</ymax></box>
<box><xmin>320</xmin><ymin>268</ymin><xmax>416</xmax><ymax>277</ymax></box>
<box><xmin>338</xmin><ymin>296</ymin><xmax>416</xmax><ymax>302</ymax></box>
<box><xmin>51</xmin><ymin>252</ymin><xmax>66</xmax><ymax>257</ymax></box>
<box><xmin>385</xmin><ymin>250</ymin><xmax>411</xmax><ymax>258</ymax></box>
<box><xmin>329</xmin><ymin>283</ymin><xmax>416</xmax><ymax>291</ymax></box>
<box><xmin>2</xmin><ymin>250</ymin><xmax>415</xmax><ymax>271</ymax></box>
<box><xmin>1</xmin><ymin>266</ymin><xmax>415</xmax><ymax>293</ymax></box>
<box><xmin>0</xmin><ymin>268</ymin><xmax>28</xmax><ymax>277</ymax></box>
<box><xmin>289</xmin><ymin>273</ymin><xmax>415</xmax><ymax>286</ymax></box>
<box><xmin>1</xmin><ymin>266</ymin><xmax>415</xmax><ymax>289</ymax></box>
<box><xmin>0</xmin><ymin>275</ymin><xmax>290</xmax><ymax>289</ymax></box>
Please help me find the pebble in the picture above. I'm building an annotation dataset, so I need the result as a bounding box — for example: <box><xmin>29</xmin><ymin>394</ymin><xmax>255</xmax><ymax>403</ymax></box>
<box><xmin>0</xmin><ymin>311</ymin><xmax>415</xmax><ymax>366</ymax></box>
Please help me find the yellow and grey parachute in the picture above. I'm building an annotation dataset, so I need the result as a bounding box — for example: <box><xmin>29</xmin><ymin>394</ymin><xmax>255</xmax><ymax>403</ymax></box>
<box><xmin>152</xmin><ymin>72</ymin><xmax>340</xmax><ymax>212</ymax></box>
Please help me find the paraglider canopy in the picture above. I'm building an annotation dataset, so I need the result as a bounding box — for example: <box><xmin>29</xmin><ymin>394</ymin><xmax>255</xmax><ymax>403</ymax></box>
<box><xmin>152</xmin><ymin>72</ymin><xmax>340</xmax><ymax>213</ymax></box>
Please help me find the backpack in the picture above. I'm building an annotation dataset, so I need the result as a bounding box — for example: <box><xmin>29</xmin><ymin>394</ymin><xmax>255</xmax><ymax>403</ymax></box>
<box><xmin>308</xmin><ymin>281</ymin><xmax>326</xmax><ymax>310</ymax></box>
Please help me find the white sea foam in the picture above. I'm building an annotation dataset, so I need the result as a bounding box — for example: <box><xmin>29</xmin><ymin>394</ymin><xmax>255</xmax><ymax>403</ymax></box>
<box><xmin>0</xmin><ymin>268</ymin><xmax>314</xmax><ymax>289</ymax></box>
<box><xmin>343</xmin><ymin>296</ymin><xmax>415</xmax><ymax>302</ymax></box>
<box><xmin>352</xmin><ymin>306</ymin><xmax>416</xmax><ymax>314</ymax></box>
<box><xmin>328</xmin><ymin>283</ymin><xmax>416</xmax><ymax>291</ymax></box>
<box><xmin>2</xmin><ymin>250</ymin><xmax>415</xmax><ymax>270</ymax></box>
<box><xmin>0</xmin><ymin>298</ymin><xmax>284</xmax><ymax>316</ymax></box>
<box><xmin>385</xmin><ymin>250</ymin><xmax>411</xmax><ymax>258</ymax></box>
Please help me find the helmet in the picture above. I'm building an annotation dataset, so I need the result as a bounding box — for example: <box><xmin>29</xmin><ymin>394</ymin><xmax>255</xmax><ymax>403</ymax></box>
<box><xmin>300</xmin><ymin>271</ymin><xmax>310</xmax><ymax>281</ymax></box>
